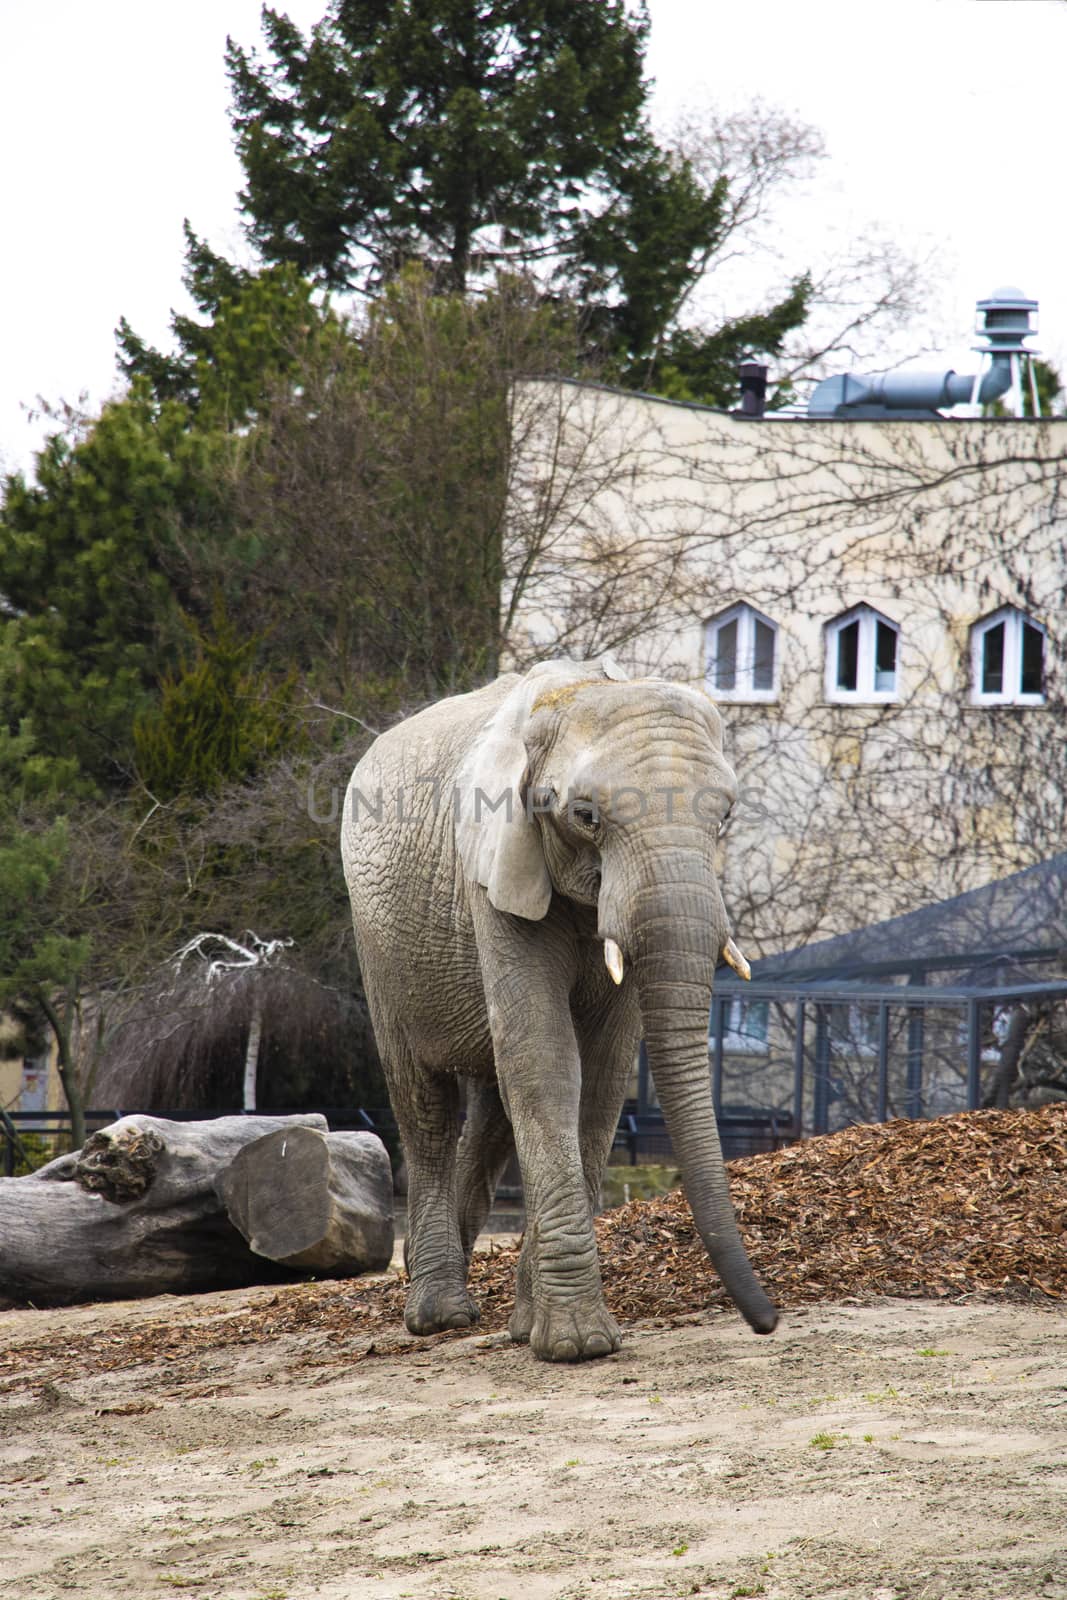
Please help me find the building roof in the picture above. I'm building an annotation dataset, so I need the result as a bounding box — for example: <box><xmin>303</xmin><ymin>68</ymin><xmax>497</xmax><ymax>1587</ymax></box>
<box><xmin>748</xmin><ymin>853</ymin><xmax>1067</xmax><ymax>985</ymax></box>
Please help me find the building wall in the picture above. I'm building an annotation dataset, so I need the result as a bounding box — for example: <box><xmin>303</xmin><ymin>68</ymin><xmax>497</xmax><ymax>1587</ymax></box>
<box><xmin>0</xmin><ymin>1017</ymin><xmax>64</xmax><ymax>1119</ymax></box>
<box><xmin>507</xmin><ymin>380</ymin><xmax>1067</xmax><ymax>955</ymax></box>
<box><xmin>0</xmin><ymin>1047</ymin><xmax>23</xmax><ymax>1112</ymax></box>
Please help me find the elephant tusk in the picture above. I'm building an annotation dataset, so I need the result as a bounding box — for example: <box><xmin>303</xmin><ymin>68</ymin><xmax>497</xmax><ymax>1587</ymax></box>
<box><xmin>722</xmin><ymin>937</ymin><xmax>751</xmax><ymax>982</ymax></box>
<box><xmin>603</xmin><ymin>939</ymin><xmax>625</xmax><ymax>985</ymax></box>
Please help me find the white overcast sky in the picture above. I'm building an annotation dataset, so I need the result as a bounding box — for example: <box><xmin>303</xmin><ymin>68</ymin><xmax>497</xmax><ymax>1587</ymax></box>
<box><xmin>2</xmin><ymin>0</ymin><xmax>1065</xmax><ymax>477</ymax></box>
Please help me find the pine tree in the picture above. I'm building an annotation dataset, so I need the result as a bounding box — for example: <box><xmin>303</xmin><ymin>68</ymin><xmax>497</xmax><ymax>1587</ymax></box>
<box><xmin>221</xmin><ymin>1</ymin><xmax>810</xmax><ymax>403</ymax></box>
<box><xmin>226</xmin><ymin>0</ymin><xmax>651</xmax><ymax>295</ymax></box>
<box><xmin>117</xmin><ymin>229</ymin><xmax>333</xmax><ymax>421</ymax></box>
<box><xmin>133</xmin><ymin>607</ymin><xmax>299</xmax><ymax>800</ymax></box>
<box><xmin>0</xmin><ymin>385</ymin><xmax>223</xmax><ymax>785</ymax></box>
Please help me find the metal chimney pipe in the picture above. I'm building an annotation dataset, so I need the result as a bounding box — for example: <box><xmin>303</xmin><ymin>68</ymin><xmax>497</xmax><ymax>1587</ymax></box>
<box><xmin>806</xmin><ymin>288</ymin><xmax>1040</xmax><ymax>419</ymax></box>
<box><xmin>736</xmin><ymin>362</ymin><xmax>768</xmax><ymax>418</ymax></box>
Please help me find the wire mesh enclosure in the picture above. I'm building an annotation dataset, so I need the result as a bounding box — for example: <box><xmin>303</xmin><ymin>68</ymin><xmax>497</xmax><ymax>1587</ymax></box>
<box><xmin>705</xmin><ymin>977</ymin><xmax>1067</xmax><ymax>1141</ymax></box>
<box><xmin>701</xmin><ymin>852</ymin><xmax>1067</xmax><ymax>1141</ymax></box>
<box><xmin>625</xmin><ymin>855</ymin><xmax>1067</xmax><ymax>1155</ymax></box>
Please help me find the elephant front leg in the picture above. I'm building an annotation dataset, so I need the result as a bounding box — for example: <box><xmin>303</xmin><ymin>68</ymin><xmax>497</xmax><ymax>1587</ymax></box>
<box><xmin>392</xmin><ymin>1067</ymin><xmax>478</xmax><ymax>1335</ymax></box>
<box><xmin>510</xmin><ymin>981</ymin><xmax>639</xmax><ymax>1352</ymax></box>
<box><xmin>491</xmin><ymin>1035</ymin><xmax>621</xmax><ymax>1361</ymax></box>
<box><xmin>475</xmin><ymin>895</ymin><xmax>619</xmax><ymax>1362</ymax></box>
<box><xmin>504</xmin><ymin>1097</ymin><xmax>621</xmax><ymax>1361</ymax></box>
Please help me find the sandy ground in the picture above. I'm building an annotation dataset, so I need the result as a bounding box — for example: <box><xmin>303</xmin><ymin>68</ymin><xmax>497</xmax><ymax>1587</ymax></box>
<box><xmin>1</xmin><ymin>1253</ymin><xmax>1065</xmax><ymax>1600</ymax></box>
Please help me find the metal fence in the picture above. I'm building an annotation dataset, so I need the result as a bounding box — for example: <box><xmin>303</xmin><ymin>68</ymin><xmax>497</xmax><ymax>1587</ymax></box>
<box><xmin>10</xmin><ymin>963</ymin><xmax>1061</xmax><ymax>1183</ymax></box>
<box><xmin>0</xmin><ymin>1096</ymin><xmax>793</xmax><ymax>1182</ymax></box>
<box><xmin>704</xmin><ymin>972</ymin><xmax>1067</xmax><ymax>1141</ymax></box>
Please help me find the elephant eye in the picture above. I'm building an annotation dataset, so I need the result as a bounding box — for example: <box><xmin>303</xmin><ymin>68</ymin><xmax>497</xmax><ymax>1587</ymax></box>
<box><xmin>568</xmin><ymin>799</ymin><xmax>600</xmax><ymax>834</ymax></box>
<box><xmin>717</xmin><ymin>805</ymin><xmax>734</xmax><ymax>838</ymax></box>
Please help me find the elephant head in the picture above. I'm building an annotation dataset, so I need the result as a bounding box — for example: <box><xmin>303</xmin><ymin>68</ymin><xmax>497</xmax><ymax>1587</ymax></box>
<box><xmin>456</xmin><ymin>659</ymin><xmax>777</xmax><ymax>1335</ymax></box>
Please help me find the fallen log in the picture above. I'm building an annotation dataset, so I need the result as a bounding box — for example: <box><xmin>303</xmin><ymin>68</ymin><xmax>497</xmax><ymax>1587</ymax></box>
<box><xmin>0</xmin><ymin>1114</ymin><xmax>395</xmax><ymax>1307</ymax></box>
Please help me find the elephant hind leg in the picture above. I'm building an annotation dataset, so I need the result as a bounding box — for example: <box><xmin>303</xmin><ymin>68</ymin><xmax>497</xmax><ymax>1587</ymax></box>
<box><xmin>456</xmin><ymin>1076</ymin><xmax>515</xmax><ymax>1263</ymax></box>
<box><xmin>389</xmin><ymin>1060</ymin><xmax>478</xmax><ymax>1335</ymax></box>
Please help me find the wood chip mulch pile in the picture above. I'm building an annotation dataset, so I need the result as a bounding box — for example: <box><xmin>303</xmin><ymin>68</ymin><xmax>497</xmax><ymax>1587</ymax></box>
<box><xmin>597</xmin><ymin>1102</ymin><xmax>1067</xmax><ymax>1317</ymax></box>
<box><xmin>468</xmin><ymin>1102</ymin><xmax>1067</xmax><ymax>1322</ymax></box>
<box><xmin>1</xmin><ymin>1105</ymin><xmax>1063</xmax><ymax>1385</ymax></box>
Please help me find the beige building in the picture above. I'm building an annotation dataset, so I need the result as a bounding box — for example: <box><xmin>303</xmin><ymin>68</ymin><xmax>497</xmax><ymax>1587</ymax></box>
<box><xmin>505</xmin><ymin>376</ymin><xmax>1066</xmax><ymax>957</ymax></box>
<box><xmin>0</xmin><ymin>1024</ymin><xmax>62</xmax><ymax>1122</ymax></box>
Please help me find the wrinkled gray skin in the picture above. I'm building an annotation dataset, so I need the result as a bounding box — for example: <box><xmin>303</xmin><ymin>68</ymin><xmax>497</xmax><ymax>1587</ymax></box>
<box><xmin>342</xmin><ymin>659</ymin><xmax>777</xmax><ymax>1362</ymax></box>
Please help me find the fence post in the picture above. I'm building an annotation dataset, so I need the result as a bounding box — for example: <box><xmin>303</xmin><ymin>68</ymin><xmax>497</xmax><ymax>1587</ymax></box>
<box><xmin>965</xmin><ymin>997</ymin><xmax>982</xmax><ymax>1109</ymax></box>
<box><xmin>711</xmin><ymin>996</ymin><xmax>724</xmax><ymax>1119</ymax></box>
<box><xmin>906</xmin><ymin>974</ymin><xmax>926</xmax><ymax>1119</ymax></box>
<box><xmin>877</xmin><ymin>1000</ymin><xmax>890</xmax><ymax>1122</ymax></box>
<box><xmin>637</xmin><ymin>1040</ymin><xmax>650</xmax><ymax>1115</ymax></box>
<box><xmin>812</xmin><ymin>1005</ymin><xmax>831</xmax><ymax>1135</ymax></box>
<box><xmin>792</xmin><ymin>998</ymin><xmax>805</xmax><ymax>1137</ymax></box>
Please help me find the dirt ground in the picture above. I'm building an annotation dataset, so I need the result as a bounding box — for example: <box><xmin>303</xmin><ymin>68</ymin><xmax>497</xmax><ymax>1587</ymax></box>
<box><xmin>2</xmin><ymin>1248</ymin><xmax>1065</xmax><ymax>1600</ymax></box>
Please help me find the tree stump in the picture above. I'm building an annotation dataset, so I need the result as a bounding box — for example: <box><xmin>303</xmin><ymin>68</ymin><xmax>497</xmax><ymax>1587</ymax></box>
<box><xmin>0</xmin><ymin>1114</ymin><xmax>395</xmax><ymax>1307</ymax></box>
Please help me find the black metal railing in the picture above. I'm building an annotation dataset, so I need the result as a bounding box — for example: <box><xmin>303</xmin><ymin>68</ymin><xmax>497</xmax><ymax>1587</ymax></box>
<box><xmin>0</xmin><ymin>1100</ymin><xmax>794</xmax><ymax>1179</ymax></box>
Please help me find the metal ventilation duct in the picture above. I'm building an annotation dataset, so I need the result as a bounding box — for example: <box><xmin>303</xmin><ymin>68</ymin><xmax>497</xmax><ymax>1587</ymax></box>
<box><xmin>807</xmin><ymin>287</ymin><xmax>1040</xmax><ymax>419</ymax></box>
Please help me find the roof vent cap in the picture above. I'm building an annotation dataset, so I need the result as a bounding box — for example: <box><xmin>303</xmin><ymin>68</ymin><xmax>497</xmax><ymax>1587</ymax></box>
<box><xmin>974</xmin><ymin>287</ymin><xmax>1038</xmax><ymax>355</ymax></box>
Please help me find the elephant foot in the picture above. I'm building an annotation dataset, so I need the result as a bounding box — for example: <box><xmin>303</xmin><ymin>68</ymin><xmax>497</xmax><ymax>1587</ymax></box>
<box><xmin>404</xmin><ymin>1280</ymin><xmax>480</xmax><ymax>1336</ymax></box>
<box><xmin>508</xmin><ymin>1297</ymin><xmax>534</xmax><ymax>1345</ymax></box>
<box><xmin>529</xmin><ymin>1302</ymin><xmax>622</xmax><ymax>1363</ymax></box>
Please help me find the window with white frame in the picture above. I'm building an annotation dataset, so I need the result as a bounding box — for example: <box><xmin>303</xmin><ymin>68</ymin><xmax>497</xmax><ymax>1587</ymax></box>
<box><xmin>970</xmin><ymin>606</ymin><xmax>1046</xmax><ymax>705</ymax></box>
<box><xmin>824</xmin><ymin>604</ymin><xmax>900</xmax><ymax>703</ymax></box>
<box><xmin>704</xmin><ymin>603</ymin><xmax>778</xmax><ymax>700</ymax></box>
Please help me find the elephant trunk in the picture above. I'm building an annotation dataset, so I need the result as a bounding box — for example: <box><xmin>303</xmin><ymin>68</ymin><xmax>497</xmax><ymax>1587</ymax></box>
<box><xmin>622</xmin><ymin>853</ymin><xmax>778</xmax><ymax>1335</ymax></box>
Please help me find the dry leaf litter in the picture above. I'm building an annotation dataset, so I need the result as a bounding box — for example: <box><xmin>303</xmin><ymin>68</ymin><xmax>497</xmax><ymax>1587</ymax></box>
<box><xmin>1</xmin><ymin>1105</ymin><xmax>1063</xmax><ymax>1387</ymax></box>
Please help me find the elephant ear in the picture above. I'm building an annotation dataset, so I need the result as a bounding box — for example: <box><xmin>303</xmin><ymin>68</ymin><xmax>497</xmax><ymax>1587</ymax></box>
<box><xmin>456</xmin><ymin>657</ymin><xmax>627</xmax><ymax>920</ymax></box>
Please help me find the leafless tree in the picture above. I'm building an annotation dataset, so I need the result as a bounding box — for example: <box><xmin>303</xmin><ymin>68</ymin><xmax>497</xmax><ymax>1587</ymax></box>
<box><xmin>663</xmin><ymin>100</ymin><xmax>939</xmax><ymax>394</ymax></box>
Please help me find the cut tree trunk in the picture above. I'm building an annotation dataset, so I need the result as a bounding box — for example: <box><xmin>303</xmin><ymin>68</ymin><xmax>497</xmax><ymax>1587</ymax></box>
<box><xmin>0</xmin><ymin>1114</ymin><xmax>395</xmax><ymax>1308</ymax></box>
<box><xmin>217</xmin><ymin>1125</ymin><xmax>394</xmax><ymax>1273</ymax></box>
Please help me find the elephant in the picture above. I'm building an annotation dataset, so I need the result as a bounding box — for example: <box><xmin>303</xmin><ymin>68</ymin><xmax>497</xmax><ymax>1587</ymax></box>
<box><xmin>341</xmin><ymin>657</ymin><xmax>777</xmax><ymax>1362</ymax></box>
